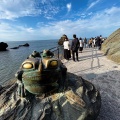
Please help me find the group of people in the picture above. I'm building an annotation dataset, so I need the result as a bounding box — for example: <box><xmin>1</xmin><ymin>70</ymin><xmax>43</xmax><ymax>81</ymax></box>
<box><xmin>63</xmin><ymin>34</ymin><xmax>105</xmax><ymax>62</ymax></box>
<box><xmin>63</xmin><ymin>34</ymin><xmax>82</xmax><ymax>62</ymax></box>
<box><xmin>88</xmin><ymin>35</ymin><xmax>104</xmax><ymax>50</ymax></box>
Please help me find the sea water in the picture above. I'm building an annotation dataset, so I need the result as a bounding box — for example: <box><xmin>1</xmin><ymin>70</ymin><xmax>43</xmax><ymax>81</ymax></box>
<box><xmin>0</xmin><ymin>40</ymin><xmax>59</xmax><ymax>85</ymax></box>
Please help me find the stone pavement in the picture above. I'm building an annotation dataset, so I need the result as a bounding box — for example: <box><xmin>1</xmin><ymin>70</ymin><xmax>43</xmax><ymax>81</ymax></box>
<box><xmin>63</xmin><ymin>48</ymin><xmax>120</xmax><ymax>120</ymax></box>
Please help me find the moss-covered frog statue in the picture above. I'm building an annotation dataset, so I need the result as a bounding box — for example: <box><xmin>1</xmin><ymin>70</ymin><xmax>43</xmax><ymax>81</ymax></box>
<box><xmin>15</xmin><ymin>50</ymin><xmax>67</xmax><ymax>97</ymax></box>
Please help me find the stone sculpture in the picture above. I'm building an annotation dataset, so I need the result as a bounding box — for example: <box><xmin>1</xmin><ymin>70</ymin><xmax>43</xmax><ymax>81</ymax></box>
<box><xmin>15</xmin><ymin>50</ymin><xmax>67</xmax><ymax>97</ymax></box>
<box><xmin>0</xmin><ymin>50</ymin><xmax>101</xmax><ymax>120</ymax></box>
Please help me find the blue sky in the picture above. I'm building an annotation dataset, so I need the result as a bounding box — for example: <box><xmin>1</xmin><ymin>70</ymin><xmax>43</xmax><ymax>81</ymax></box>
<box><xmin>0</xmin><ymin>0</ymin><xmax>120</xmax><ymax>41</ymax></box>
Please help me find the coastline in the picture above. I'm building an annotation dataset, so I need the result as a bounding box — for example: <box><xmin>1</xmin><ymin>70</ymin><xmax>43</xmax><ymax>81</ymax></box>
<box><xmin>62</xmin><ymin>48</ymin><xmax>120</xmax><ymax>120</ymax></box>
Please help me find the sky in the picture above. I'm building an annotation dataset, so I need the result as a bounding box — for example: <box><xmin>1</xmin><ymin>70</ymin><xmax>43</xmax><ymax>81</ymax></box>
<box><xmin>0</xmin><ymin>0</ymin><xmax>120</xmax><ymax>41</ymax></box>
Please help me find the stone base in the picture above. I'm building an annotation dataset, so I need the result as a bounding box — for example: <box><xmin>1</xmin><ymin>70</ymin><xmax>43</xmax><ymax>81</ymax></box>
<box><xmin>0</xmin><ymin>74</ymin><xmax>101</xmax><ymax>120</ymax></box>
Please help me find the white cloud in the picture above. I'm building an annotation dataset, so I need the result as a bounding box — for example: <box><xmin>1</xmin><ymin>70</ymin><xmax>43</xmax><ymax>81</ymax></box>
<box><xmin>26</xmin><ymin>28</ymin><xmax>34</xmax><ymax>33</ymax></box>
<box><xmin>0</xmin><ymin>6</ymin><xmax>120</xmax><ymax>41</ymax></box>
<box><xmin>88</xmin><ymin>12</ymin><xmax>93</xmax><ymax>16</ymax></box>
<box><xmin>66</xmin><ymin>3</ymin><xmax>72</xmax><ymax>12</ymax></box>
<box><xmin>104</xmin><ymin>6</ymin><xmax>120</xmax><ymax>15</ymax></box>
<box><xmin>0</xmin><ymin>0</ymin><xmax>35</xmax><ymax>19</ymax></box>
<box><xmin>0</xmin><ymin>0</ymin><xmax>61</xmax><ymax>20</ymax></box>
<box><xmin>87</xmin><ymin>0</ymin><xmax>100</xmax><ymax>10</ymax></box>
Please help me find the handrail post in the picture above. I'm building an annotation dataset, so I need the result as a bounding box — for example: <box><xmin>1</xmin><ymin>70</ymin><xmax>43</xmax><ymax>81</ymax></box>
<box><xmin>57</xmin><ymin>47</ymin><xmax>59</xmax><ymax>59</ymax></box>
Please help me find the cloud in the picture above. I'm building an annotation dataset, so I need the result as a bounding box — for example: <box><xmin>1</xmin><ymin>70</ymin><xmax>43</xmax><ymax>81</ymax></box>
<box><xmin>66</xmin><ymin>3</ymin><xmax>72</xmax><ymax>12</ymax></box>
<box><xmin>0</xmin><ymin>0</ymin><xmax>62</xmax><ymax>20</ymax></box>
<box><xmin>0</xmin><ymin>6</ymin><xmax>120</xmax><ymax>41</ymax></box>
<box><xmin>87</xmin><ymin>0</ymin><xmax>100</xmax><ymax>10</ymax></box>
<box><xmin>104</xmin><ymin>6</ymin><xmax>120</xmax><ymax>15</ymax></box>
<box><xmin>0</xmin><ymin>0</ymin><xmax>36</xmax><ymax>19</ymax></box>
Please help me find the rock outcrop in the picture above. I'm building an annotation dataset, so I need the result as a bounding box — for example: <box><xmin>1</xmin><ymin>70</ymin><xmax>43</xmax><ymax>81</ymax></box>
<box><xmin>19</xmin><ymin>43</ymin><xmax>29</xmax><ymax>47</ymax></box>
<box><xmin>101</xmin><ymin>28</ymin><xmax>120</xmax><ymax>63</ymax></box>
<box><xmin>58</xmin><ymin>34</ymin><xmax>67</xmax><ymax>45</ymax></box>
<box><xmin>0</xmin><ymin>73</ymin><xmax>101</xmax><ymax>120</ymax></box>
<box><xmin>10</xmin><ymin>43</ymin><xmax>29</xmax><ymax>49</ymax></box>
<box><xmin>0</xmin><ymin>42</ymin><xmax>8</xmax><ymax>51</ymax></box>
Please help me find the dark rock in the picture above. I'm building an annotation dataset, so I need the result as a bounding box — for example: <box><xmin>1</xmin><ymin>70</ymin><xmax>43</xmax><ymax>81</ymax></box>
<box><xmin>58</xmin><ymin>34</ymin><xmax>67</xmax><ymax>45</ymax></box>
<box><xmin>22</xmin><ymin>43</ymin><xmax>29</xmax><ymax>47</ymax></box>
<box><xmin>0</xmin><ymin>42</ymin><xmax>8</xmax><ymax>51</ymax></box>
<box><xmin>10</xmin><ymin>47</ymin><xmax>19</xmax><ymax>49</ymax></box>
<box><xmin>10</xmin><ymin>43</ymin><xmax>29</xmax><ymax>50</ymax></box>
<box><xmin>19</xmin><ymin>43</ymin><xmax>29</xmax><ymax>47</ymax></box>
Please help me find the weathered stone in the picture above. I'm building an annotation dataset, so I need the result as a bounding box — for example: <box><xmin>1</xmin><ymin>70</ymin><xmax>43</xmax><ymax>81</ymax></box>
<box><xmin>15</xmin><ymin>51</ymin><xmax>67</xmax><ymax>97</ymax></box>
<box><xmin>0</xmin><ymin>50</ymin><xmax>101</xmax><ymax>120</ymax></box>
<box><xmin>0</xmin><ymin>75</ymin><xmax>101</xmax><ymax>120</ymax></box>
<box><xmin>101</xmin><ymin>28</ymin><xmax>120</xmax><ymax>63</ymax></box>
<box><xmin>58</xmin><ymin>34</ymin><xmax>67</xmax><ymax>45</ymax></box>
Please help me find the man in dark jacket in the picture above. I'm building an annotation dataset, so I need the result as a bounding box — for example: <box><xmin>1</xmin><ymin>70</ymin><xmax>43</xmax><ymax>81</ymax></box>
<box><xmin>96</xmin><ymin>36</ymin><xmax>102</xmax><ymax>50</ymax></box>
<box><xmin>71</xmin><ymin>34</ymin><xmax>80</xmax><ymax>61</ymax></box>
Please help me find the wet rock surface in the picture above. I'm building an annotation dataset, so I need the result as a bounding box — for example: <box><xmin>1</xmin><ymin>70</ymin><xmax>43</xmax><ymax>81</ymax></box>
<box><xmin>0</xmin><ymin>74</ymin><xmax>101</xmax><ymax>120</ymax></box>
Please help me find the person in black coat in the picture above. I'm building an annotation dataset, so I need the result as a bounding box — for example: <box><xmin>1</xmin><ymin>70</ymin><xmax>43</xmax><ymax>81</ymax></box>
<box><xmin>96</xmin><ymin>36</ymin><xmax>102</xmax><ymax>50</ymax></box>
<box><xmin>71</xmin><ymin>34</ymin><xmax>80</xmax><ymax>61</ymax></box>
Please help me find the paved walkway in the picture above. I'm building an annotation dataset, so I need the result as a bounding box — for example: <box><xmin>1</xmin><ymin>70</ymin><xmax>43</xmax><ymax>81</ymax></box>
<box><xmin>63</xmin><ymin>48</ymin><xmax>120</xmax><ymax>120</ymax></box>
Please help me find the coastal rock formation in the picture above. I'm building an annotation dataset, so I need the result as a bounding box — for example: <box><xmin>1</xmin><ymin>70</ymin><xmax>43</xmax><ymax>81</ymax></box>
<box><xmin>58</xmin><ymin>34</ymin><xmax>67</xmax><ymax>45</ymax></box>
<box><xmin>10</xmin><ymin>47</ymin><xmax>19</xmax><ymax>49</ymax></box>
<box><xmin>0</xmin><ymin>74</ymin><xmax>101</xmax><ymax>120</ymax></box>
<box><xmin>19</xmin><ymin>43</ymin><xmax>29</xmax><ymax>47</ymax></box>
<box><xmin>0</xmin><ymin>42</ymin><xmax>8</xmax><ymax>51</ymax></box>
<box><xmin>101</xmin><ymin>28</ymin><xmax>120</xmax><ymax>63</ymax></box>
<box><xmin>10</xmin><ymin>43</ymin><xmax>29</xmax><ymax>49</ymax></box>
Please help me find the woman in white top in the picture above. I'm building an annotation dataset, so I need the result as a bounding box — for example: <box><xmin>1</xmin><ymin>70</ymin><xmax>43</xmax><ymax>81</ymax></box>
<box><xmin>63</xmin><ymin>38</ymin><xmax>71</xmax><ymax>60</ymax></box>
<box><xmin>79</xmin><ymin>37</ymin><xmax>83</xmax><ymax>53</ymax></box>
<box><xmin>93</xmin><ymin>37</ymin><xmax>96</xmax><ymax>47</ymax></box>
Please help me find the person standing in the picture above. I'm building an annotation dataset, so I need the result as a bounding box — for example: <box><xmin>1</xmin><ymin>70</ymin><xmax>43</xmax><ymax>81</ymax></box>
<box><xmin>88</xmin><ymin>38</ymin><xmax>93</xmax><ymax>48</ymax></box>
<box><xmin>63</xmin><ymin>38</ymin><xmax>71</xmax><ymax>60</ymax></box>
<box><xmin>71</xmin><ymin>34</ymin><xmax>80</xmax><ymax>61</ymax></box>
<box><xmin>93</xmin><ymin>37</ymin><xmax>96</xmax><ymax>48</ymax></box>
<box><xmin>96</xmin><ymin>36</ymin><xmax>102</xmax><ymax>50</ymax></box>
<box><xmin>83</xmin><ymin>37</ymin><xmax>87</xmax><ymax>48</ymax></box>
<box><xmin>79</xmin><ymin>37</ymin><xmax>83</xmax><ymax>53</ymax></box>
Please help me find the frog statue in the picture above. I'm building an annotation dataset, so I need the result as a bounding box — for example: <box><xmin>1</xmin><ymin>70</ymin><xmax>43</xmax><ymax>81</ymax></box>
<box><xmin>15</xmin><ymin>50</ymin><xmax>67</xmax><ymax>97</ymax></box>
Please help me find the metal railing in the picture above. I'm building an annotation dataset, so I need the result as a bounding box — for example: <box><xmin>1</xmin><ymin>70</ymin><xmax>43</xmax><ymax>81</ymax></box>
<box><xmin>40</xmin><ymin>46</ymin><xmax>64</xmax><ymax>60</ymax></box>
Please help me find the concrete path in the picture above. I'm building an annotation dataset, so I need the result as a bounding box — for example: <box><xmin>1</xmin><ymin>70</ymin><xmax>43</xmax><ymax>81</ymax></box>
<box><xmin>63</xmin><ymin>48</ymin><xmax>120</xmax><ymax>120</ymax></box>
